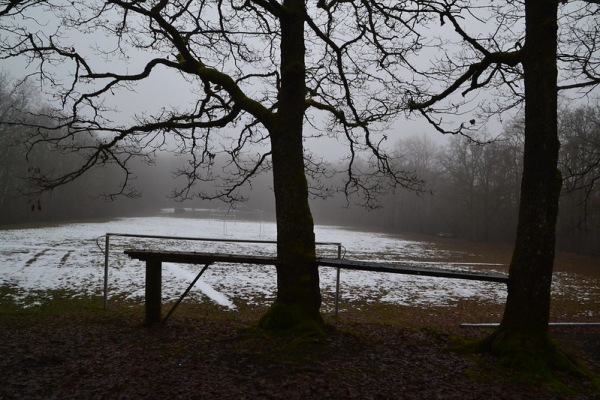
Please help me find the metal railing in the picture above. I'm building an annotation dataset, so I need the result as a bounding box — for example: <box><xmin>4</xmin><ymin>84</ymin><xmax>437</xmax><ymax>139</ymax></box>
<box><xmin>101</xmin><ymin>232</ymin><xmax>344</xmax><ymax>314</ymax></box>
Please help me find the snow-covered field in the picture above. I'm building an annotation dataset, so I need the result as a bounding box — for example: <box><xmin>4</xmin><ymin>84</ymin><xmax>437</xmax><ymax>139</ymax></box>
<box><xmin>0</xmin><ymin>215</ymin><xmax>501</xmax><ymax>309</ymax></box>
<box><xmin>0</xmin><ymin>214</ymin><xmax>592</xmax><ymax>314</ymax></box>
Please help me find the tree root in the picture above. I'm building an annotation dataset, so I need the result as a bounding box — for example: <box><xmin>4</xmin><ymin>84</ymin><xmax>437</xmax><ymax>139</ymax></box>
<box><xmin>257</xmin><ymin>300</ymin><xmax>326</xmax><ymax>337</ymax></box>
<box><xmin>455</xmin><ymin>326</ymin><xmax>598</xmax><ymax>391</ymax></box>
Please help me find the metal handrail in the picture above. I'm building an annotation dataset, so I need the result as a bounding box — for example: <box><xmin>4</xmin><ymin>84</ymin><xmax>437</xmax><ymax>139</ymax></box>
<box><xmin>102</xmin><ymin>232</ymin><xmax>343</xmax><ymax>311</ymax></box>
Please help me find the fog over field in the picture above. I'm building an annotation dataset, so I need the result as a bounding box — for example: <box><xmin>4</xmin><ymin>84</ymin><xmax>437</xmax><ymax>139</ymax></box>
<box><xmin>1</xmin><ymin>214</ymin><xmax>597</xmax><ymax>318</ymax></box>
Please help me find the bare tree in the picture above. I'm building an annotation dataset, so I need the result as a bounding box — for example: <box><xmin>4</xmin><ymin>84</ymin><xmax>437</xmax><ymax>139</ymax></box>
<box><xmin>559</xmin><ymin>102</ymin><xmax>600</xmax><ymax>216</ymax></box>
<box><xmin>388</xmin><ymin>135</ymin><xmax>441</xmax><ymax>233</ymax></box>
<box><xmin>436</xmin><ymin>134</ymin><xmax>521</xmax><ymax>241</ymax></box>
<box><xmin>0</xmin><ymin>0</ymin><xmax>47</xmax><ymax>17</ymax></box>
<box><xmin>0</xmin><ymin>0</ymin><xmax>425</xmax><ymax>332</ymax></box>
<box><xmin>386</xmin><ymin>0</ymin><xmax>600</xmax><ymax>371</ymax></box>
<box><xmin>0</xmin><ymin>72</ymin><xmax>44</xmax><ymax>209</ymax></box>
<box><xmin>556</xmin><ymin>102</ymin><xmax>600</xmax><ymax>253</ymax></box>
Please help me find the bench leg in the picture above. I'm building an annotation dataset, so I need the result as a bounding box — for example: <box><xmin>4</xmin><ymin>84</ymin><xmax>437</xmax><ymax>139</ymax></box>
<box><xmin>145</xmin><ymin>260</ymin><xmax>162</xmax><ymax>326</ymax></box>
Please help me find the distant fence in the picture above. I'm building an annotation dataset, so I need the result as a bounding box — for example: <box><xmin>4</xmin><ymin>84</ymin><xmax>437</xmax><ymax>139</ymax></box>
<box><xmin>101</xmin><ymin>233</ymin><xmax>343</xmax><ymax>311</ymax></box>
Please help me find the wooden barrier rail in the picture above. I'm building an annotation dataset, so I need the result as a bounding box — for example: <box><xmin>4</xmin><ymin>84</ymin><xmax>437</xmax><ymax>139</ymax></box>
<box><xmin>101</xmin><ymin>233</ymin><xmax>342</xmax><ymax>310</ymax></box>
<box><xmin>124</xmin><ymin>249</ymin><xmax>509</xmax><ymax>326</ymax></box>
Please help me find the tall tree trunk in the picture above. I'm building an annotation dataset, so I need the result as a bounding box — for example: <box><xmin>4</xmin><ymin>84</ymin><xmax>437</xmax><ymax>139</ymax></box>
<box><xmin>479</xmin><ymin>0</ymin><xmax>578</xmax><ymax>372</ymax></box>
<box><xmin>502</xmin><ymin>0</ymin><xmax>560</xmax><ymax>333</ymax></box>
<box><xmin>258</xmin><ymin>0</ymin><xmax>324</xmax><ymax>333</ymax></box>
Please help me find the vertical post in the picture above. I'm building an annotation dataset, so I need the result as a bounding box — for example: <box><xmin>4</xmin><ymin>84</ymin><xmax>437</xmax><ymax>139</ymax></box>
<box><xmin>103</xmin><ymin>234</ymin><xmax>110</xmax><ymax>310</ymax></box>
<box><xmin>145</xmin><ymin>260</ymin><xmax>162</xmax><ymax>326</ymax></box>
<box><xmin>335</xmin><ymin>244</ymin><xmax>342</xmax><ymax>318</ymax></box>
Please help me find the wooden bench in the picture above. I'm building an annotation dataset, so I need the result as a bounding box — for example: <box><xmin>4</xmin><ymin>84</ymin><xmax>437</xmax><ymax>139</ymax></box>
<box><xmin>124</xmin><ymin>249</ymin><xmax>508</xmax><ymax>326</ymax></box>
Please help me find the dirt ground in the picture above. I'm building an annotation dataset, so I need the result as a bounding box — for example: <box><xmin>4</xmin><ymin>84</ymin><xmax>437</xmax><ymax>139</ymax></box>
<box><xmin>0</xmin><ymin>301</ymin><xmax>599</xmax><ymax>400</ymax></box>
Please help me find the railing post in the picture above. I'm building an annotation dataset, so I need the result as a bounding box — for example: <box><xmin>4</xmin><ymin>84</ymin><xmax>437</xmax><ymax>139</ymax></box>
<box><xmin>335</xmin><ymin>244</ymin><xmax>341</xmax><ymax>318</ymax></box>
<box><xmin>103</xmin><ymin>234</ymin><xmax>110</xmax><ymax>310</ymax></box>
<box><xmin>145</xmin><ymin>260</ymin><xmax>162</xmax><ymax>326</ymax></box>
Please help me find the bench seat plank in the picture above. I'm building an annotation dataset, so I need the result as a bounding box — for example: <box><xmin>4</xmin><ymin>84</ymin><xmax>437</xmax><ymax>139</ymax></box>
<box><xmin>123</xmin><ymin>249</ymin><xmax>508</xmax><ymax>325</ymax></box>
<box><xmin>124</xmin><ymin>249</ymin><xmax>508</xmax><ymax>283</ymax></box>
<box><xmin>124</xmin><ymin>249</ymin><xmax>279</xmax><ymax>265</ymax></box>
<box><xmin>317</xmin><ymin>258</ymin><xmax>508</xmax><ymax>283</ymax></box>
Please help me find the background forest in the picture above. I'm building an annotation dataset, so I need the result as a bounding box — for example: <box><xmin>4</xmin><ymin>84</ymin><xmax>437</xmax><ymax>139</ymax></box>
<box><xmin>315</xmin><ymin>102</ymin><xmax>600</xmax><ymax>256</ymax></box>
<box><xmin>1</xmin><ymin>73</ymin><xmax>599</xmax><ymax>255</ymax></box>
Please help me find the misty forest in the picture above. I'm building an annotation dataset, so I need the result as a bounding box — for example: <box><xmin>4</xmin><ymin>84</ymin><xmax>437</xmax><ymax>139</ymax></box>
<box><xmin>1</xmin><ymin>0</ymin><xmax>600</xmax><ymax>398</ymax></box>
<box><xmin>2</xmin><ymin>77</ymin><xmax>600</xmax><ymax>256</ymax></box>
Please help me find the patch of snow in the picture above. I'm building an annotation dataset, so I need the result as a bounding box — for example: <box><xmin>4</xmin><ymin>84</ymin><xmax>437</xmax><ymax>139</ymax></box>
<box><xmin>0</xmin><ymin>216</ymin><xmax>596</xmax><ymax>316</ymax></box>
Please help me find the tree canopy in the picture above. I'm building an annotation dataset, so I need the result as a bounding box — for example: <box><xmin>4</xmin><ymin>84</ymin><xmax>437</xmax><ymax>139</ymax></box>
<box><xmin>1</xmin><ymin>0</ymin><xmax>427</xmax><ymax>202</ymax></box>
<box><xmin>0</xmin><ymin>0</ymin><xmax>428</xmax><ymax>332</ymax></box>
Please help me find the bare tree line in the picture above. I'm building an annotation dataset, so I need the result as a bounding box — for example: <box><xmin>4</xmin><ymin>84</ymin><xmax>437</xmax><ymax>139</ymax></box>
<box><xmin>0</xmin><ymin>73</ymin><xmax>174</xmax><ymax>222</ymax></box>
<box><xmin>307</xmin><ymin>102</ymin><xmax>600</xmax><ymax>256</ymax></box>
<box><xmin>1</xmin><ymin>71</ymin><xmax>599</xmax><ymax>257</ymax></box>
